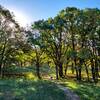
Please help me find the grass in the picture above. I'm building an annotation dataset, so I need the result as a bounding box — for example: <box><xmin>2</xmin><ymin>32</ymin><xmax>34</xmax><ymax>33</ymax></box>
<box><xmin>0</xmin><ymin>78</ymin><xmax>66</xmax><ymax>100</ymax></box>
<box><xmin>0</xmin><ymin>66</ymin><xmax>66</xmax><ymax>100</ymax></box>
<box><xmin>2</xmin><ymin>66</ymin><xmax>100</xmax><ymax>100</ymax></box>
<box><xmin>56</xmin><ymin>79</ymin><xmax>100</xmax><ymax>100</ymax></box>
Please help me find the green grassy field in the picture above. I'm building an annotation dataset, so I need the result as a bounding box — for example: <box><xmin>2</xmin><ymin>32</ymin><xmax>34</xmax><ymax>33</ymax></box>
<box><xmin>56</xmin><ymin>79</ymin><xmax>100</xmax><ymax>100</ymax></box>
<box><xmin>2</xmin><ymin>66</ymin><xmax>100</xmax><ymax>100</ymax></box>
<box><xmin>0</xmin><ymin>66</ymin><xmax>67</xmax><ymax>100</ymax></box>
<box><xmin>0</xmin><ymin>78</ymin><xmax>66</xmax><ymax>100</ymax></box>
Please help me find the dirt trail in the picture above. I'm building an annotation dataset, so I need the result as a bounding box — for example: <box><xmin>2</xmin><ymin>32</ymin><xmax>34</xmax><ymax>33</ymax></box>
<box><xmin>57</xmin><ymin>84</ymin><xmax>80</xmax><ymax>100</ymax></box>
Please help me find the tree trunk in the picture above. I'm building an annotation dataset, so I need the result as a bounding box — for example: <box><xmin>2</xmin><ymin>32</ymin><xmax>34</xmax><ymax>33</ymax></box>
<box><xmin>65</xmin><ymin>66</ymin><xmax>68</xmax><ymax>76</ymax></box>
<box><xmin>35</xmin><ymin>49</ymin><xmax>41</xmax><ymax>79</ymax></box>
<box><xmin>84</xmin><ymin>62</ymin><xmax>89</xmax><ymax>81</ymax></box>
<box><xmin>94</xmin><ymin>59</ymin><xmax>99</xmax><ymax>83</ymax></box>
<box><xmin>20</xmin><ymin>62</ymin><xmax>23</xmax><ymax>67</ymax></box>
<box><xmin>0</xmin><ymin>40</ymin><xmax>6</xmax><ymax>77</ymax></box>
<box><xmin>75</xmin><ymin>68</ymin><xmax>79</xmax><ymax>80</ymax></box>
<box><xmin>58</xmin><ymin>62</ymin><xmax>63</xmax><ymax>78</ymax></box>
<box><xmin>36</xmin><ymin>62</ymin><xmax>41</xmax><ymax>79</ymax></box>
<box><xmin>91</xmin><ymin>59</ymin><xmax>95</xmax><ymax>82</ymax></box>
<box><xmin>78</xmin><ymin>59</ymin><xmax>83</xmax><ymax>81</ymax></box>
<box><xmin>78</xmin><ymin>66</ymin><xmax>82</xmax><ymax>81</ymax></box>
<box><xmin>0</xmin><ymin>64</ymin><xmax>2</xmax><ymax>77</ymax></box>
<box><xmin>71</xmin><ymin>63</ymin><xmax>74</xmax><ymax>74</ymax></box>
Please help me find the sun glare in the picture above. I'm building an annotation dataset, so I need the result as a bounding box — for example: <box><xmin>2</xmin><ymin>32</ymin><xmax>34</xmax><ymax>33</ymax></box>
<box><xmin>14</xmin><ymin>10</ymin><xmax>30</xmax><ymax>27</ymax></box>
<box><xmin>6</xmin><ymin>6</ymin><xmax>31</xmax><ymax>27</ymax></box>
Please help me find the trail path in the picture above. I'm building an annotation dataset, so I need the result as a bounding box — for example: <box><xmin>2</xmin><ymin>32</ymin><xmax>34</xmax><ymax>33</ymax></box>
<box><xmin>54</xmin><ymin>82</ymin><xmax>80</xmax><ymax>100</ymax></box>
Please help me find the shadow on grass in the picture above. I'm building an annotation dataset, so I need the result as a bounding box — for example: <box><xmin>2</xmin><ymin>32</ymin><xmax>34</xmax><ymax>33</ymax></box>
<box><xmin>0</xmin><ymin>78</ymin><xmax>66</xmax><ymax>100</ymax></box>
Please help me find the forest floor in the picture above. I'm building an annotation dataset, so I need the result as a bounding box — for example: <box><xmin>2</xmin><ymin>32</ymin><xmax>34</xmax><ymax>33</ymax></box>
<box><xmin>0</xmin><ymin>78</ymin><xmax>66</xmax><ymax>100</ymax></box>
<box><xmin>56</xmin><ymin>83</ymin><xmax>80</xmax><ymax>100</ymax></box>
<box><xmin>1</xmin><ymin>66</ymin><xmax>100</xmax><ymax>100</ymax></box>
<box><xmin>53</xmin><ymin>79</ymin><xmax>100</xmax><ymax>100</ymax></box>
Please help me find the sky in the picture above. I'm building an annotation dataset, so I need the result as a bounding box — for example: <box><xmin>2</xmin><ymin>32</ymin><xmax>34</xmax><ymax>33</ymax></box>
<box><xmin>0</xmin><ymin>0</ymin><xmax>100</xmax><ymax>27</ymax></box>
